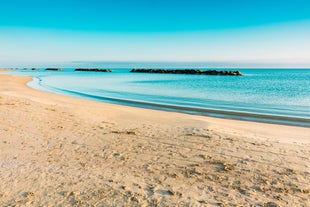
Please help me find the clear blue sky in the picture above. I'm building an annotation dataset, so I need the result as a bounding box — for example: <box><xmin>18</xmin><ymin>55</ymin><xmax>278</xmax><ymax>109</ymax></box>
<box><xmin>1</xmin><ymin>0</ymin><xmax>310</xmax><ymax>67</ymax></box>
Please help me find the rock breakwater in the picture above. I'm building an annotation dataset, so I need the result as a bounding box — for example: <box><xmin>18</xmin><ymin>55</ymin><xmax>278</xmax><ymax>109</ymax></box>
<box><xmin>75</xmin><ymin>68</ymin><xmax>112</xmax><ymax>72</ymax></box>
<box><xmin>130</xmin><ymin>69</ymin><xmax>243</xmax><ymax>76</ymax></box>
<box><xmin>45</xmin><ymin>68</ymin><xmax>62</xmax><ymax>71</ymax></box>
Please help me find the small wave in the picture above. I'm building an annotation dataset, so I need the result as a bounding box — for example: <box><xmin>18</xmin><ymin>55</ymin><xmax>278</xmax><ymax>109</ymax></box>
<box><xmin>38</xmin><ymin>84</ymin><xmax>310</xmax><ymax>127</ymax></box>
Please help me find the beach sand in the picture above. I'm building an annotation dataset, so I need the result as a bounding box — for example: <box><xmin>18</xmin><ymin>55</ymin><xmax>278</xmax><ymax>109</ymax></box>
<box><xmin>0</xmin><ymin>74</ymin><xmax>309</xmax><ymax>206</ymax></box>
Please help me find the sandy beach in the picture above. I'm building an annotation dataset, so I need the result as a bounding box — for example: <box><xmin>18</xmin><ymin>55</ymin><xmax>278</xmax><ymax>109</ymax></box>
<box><xmin>0</xmin><ymin>73</ymin><xmax>309</xmax><ymax>206</ymax></box>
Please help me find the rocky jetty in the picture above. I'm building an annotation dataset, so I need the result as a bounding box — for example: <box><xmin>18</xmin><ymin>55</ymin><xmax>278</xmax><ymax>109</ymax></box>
<box><xmin>45</xmin><ymin>68</ymin><xmax>62</xmax><ymax>71</ymax></box>
<box><xmin>75</xmin><ymin>68</ymin><xmax>112</xmax><ymax>72</ymax></box>
<box><xmin>130</xmin><ymin>69</ymin><xmax>243</xmax><ymax>76</ymax></box>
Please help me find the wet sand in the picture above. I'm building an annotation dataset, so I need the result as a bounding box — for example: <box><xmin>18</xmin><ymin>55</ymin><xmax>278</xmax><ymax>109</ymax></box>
<box><xmin>0</xmin><ymin>74</ymin><xmax>309</xmax><ymax>206</ymax></box>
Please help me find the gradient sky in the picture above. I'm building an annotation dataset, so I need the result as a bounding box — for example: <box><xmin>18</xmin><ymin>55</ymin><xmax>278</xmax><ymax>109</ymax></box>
<box><xmin>0</xmin><ymin>0</ymin><xmax>310</xmax><ymax>67</ymax></box>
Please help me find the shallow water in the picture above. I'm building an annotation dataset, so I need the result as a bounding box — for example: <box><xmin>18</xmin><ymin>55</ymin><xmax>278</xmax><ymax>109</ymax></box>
<box><xmin>14</xmin><ymin>68</ymin><xmax>310</xmax><ymax>126</ymax></box>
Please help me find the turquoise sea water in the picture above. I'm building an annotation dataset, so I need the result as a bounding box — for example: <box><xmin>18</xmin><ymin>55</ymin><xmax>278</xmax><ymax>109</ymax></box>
<box><xmin>14</xmin><ymin>68</ymin><xmax>310</xmax><ymax>126</ymax></box>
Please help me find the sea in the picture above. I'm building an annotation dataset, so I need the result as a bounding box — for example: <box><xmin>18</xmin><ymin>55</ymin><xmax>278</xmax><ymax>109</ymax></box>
<box><xmin>11</xmin><ymin>68</ymin><xmax>310</xmax><ymax>127</ymax></box>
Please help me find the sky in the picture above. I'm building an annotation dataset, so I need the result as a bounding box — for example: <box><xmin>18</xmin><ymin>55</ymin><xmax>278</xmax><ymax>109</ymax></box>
<box><xmin>0</xmin><ymin>0</ymin><xmax>310</xmax><ymax>67</ymax></box>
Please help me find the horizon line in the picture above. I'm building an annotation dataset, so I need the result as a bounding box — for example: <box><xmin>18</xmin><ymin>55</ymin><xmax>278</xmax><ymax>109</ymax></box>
<box><xmin>1</xmin><ymin>60</ymin><xmax>310</xmax><ymax>69</ymax></box>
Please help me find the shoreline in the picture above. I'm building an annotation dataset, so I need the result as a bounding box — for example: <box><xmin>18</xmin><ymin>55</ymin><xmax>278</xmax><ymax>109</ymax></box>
<box><xmin>1</xmin><ymin>73</ymin><xmax>310</xmax><ymax>206</ymax></box>
<box><xmin>35</xmin><ymin>86</ymin><xmax>310</xmax><ymax>127</ymax></box>
<box><xmin>29</xmin><ymin>74</ymin><xmax>309</xmax><ymax>128</ymax></box>
<box><xmin>14</xmin><ymin>74</ymin><xmax>310</xmax><ymax>143</ymax></box>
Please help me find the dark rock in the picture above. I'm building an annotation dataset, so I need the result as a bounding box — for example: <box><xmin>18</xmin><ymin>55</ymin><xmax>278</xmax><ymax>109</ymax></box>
<box><xmin>45</xmin><ymin>68</ymin><xmax>62</xmax><ymax>71</ymax></box>
<box><xmin>130</xmin><ymin>68</ymin><xmax>243</xmax><ymax>76</ymax></box>
<box><xmin>75</xmin><ymin>68</ymin><xmax>112</xmax><ymax>72</ymax></box>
